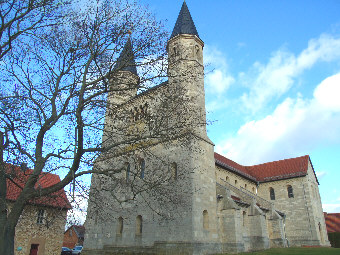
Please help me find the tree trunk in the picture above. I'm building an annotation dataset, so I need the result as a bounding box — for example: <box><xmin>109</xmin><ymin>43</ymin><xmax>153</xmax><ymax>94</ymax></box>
<box><xmin>0</xmin><ymin>222</ymin><xmax>15</xmax><ymax>255</ymax></box>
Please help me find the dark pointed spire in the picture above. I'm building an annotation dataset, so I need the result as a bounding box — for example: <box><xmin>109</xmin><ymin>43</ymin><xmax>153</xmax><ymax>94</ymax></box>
<box><xmin>170</xmin><ymin>1</ymin><xmax>199</xmax><ymax>39</ymax></box>
<box><xmin>115</xmin><ymin>38</ymin><xmax>138</xmax><ymax>75</ymax></box>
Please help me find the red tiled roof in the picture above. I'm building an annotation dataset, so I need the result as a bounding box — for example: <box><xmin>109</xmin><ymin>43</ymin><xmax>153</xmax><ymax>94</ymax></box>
<box><xmin>247</xmin><ymin>155</ymin><xmax>309</xmax><ymax>182</ymax></box>
<box><xmin>6</xmin><ymin>164</ymin><xmax>71</xmax><ymax>209</ymax></box>
<box><xmin>324</xmin><ymin>213</ymin><xmax>340</xmax><ymax>233</ymax></box>
<box><xmin>214</xmin><ymin>152</ymin><xmax>314</xmax><ymax>183</ymax></box>
<box><xmin>214</xmin><ymin>153</ymin><xmax>256</xmax><ymax>181</ymax></box>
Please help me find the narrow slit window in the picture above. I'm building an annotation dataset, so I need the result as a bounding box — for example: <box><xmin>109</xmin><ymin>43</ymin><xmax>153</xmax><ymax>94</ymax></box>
<box><xmin>203</xmin><ymin>210</ymin><xmax>209</xmax><ymax>230</ymax></box>
<box><xmin>140</xmin><ymin>159</ymin><xmax>145</xmax><ymax>179</ymax></box>
<box><xmin>117</xmin><ymin>217</ymin><xmax>123</xmax><ymax>235</ymax></box>
<box><xmin>270</xmin><ymin>187</ymin><xmax>275</xmax><ymax>200</ymax></box>
<box><xmin>171</xmin><ymin>162</ymin><xmax>177</xmax><ymax>180</ymax></box>
<box><xmin>136</xmin><ymin>215</ymin><xmax>142</xmax><ymax>235</ymax></box>
<box><xmin>243</xmin><ymin>211</ymin><xmax>247</xmax><ymax>226</ymax></box>
<box><xmin>287</xmin><ymin>185</ymin><xmax>294</xmax><ymax>198</ymax></box>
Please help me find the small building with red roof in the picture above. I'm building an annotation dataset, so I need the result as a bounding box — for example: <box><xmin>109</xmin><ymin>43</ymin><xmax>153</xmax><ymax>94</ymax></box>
<box><xmin>63</xmin><ymin>225</ymin><xmax>85</xmax><ymax>249</ymax></box>
<box><xmin>6</xmin><ymin>164</ymin><xmax>71</xmax><ymax>255</ymax></box>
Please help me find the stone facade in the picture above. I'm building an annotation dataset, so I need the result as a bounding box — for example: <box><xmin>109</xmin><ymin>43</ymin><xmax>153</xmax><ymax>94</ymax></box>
<box><xmin>83</xmin><ymin>2</ymin><xmax>329</xmax><ymax>254</ymax></box>
<box><xmin>12</xmin><ymin>204</ymin><xmax>68</xmax><ymax>255</ymax></box>
<box><xmin>6</xmin><ymin>164</ymin><xmax>71</xmax><ymax>255</ymax></box>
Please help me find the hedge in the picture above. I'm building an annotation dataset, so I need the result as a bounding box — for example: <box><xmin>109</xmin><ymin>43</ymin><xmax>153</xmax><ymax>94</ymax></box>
<box><xmin>328</xmin><ymin>232</ymin><xmax>340</xmax><ymax>248</ymax></box>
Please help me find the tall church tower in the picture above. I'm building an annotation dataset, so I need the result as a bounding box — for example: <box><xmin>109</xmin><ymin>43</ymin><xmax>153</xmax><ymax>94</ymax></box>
<box><xmin>165</xmin><ymin>0</ymin><xmax>219</xmax><ymax>248</ymax></box>
<box><xmin>167</xmin><ymin>1</ymin><xmax>207</xmax><ymax>138</ymax></box>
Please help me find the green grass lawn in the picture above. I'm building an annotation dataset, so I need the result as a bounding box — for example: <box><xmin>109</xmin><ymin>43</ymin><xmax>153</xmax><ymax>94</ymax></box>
<box><xmin>218</xmin><ymin>247</ymin><xmax>340</xmax><ymax>255</ymax></box>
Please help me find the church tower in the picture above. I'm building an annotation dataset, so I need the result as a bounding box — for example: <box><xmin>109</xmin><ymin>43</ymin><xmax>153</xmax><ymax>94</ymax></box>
<box><xmin>109</xmin><ymin>37</ymin><xmax>139</xmax><ymax>105</ymax></box>
<box><xmin>167</xmin><ymin>1</ymin><xmax>207</xmax><ymax>138</ymax></box>
<box><xmin>165</xmin><ymin>0</ymin><xmax>219</xmax><ymax>249</ymax></box>
<box><xmin>102</xmin><ymin>38</ymin><xmax>139</xmax><ymax>146</ymax></box>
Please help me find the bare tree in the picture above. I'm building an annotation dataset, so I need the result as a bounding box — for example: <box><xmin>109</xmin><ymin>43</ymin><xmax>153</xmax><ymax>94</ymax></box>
<box><xmin>0</xmin><ymin>0</ymin><xmax>68</xmax><ymax>59</ymax></box>
<box><xmin>0</xmin><ymin>0</ymin><xmax>183</xmax><ymax>254</ymax></box>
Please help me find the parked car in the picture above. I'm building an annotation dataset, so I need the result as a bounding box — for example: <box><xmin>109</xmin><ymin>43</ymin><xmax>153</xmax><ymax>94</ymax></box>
<box><xmin>61</xmin><ymin>247</ymin><xmax>72</xmax><ymax>255</ymax></box>
<box><xmin>72</xmin><ymin>246</ymin><xmax>83</xmax><ymax>255</ymax></box>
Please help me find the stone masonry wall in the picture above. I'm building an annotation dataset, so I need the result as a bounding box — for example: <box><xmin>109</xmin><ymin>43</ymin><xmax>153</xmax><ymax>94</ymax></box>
<box><xmin>257</xmin><ymin>169</ymin><xmax>329</xmax><ymax>246</ymax></box>
<box><xmin>215</xmin><ymin>166</ymin><xmax>257</xmax><ymax>195</ymax></box>
<box><xmin>13</xmin><ymin>204</ymin><xmax>67</xmax><ymax>255</ymax></box>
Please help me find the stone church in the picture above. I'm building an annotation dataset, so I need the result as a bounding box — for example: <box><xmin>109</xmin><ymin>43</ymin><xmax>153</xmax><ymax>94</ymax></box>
<box><xmin>83</xmin><ymin>2</ymin><xmax>330</xmax><ymax>254</ymax></box>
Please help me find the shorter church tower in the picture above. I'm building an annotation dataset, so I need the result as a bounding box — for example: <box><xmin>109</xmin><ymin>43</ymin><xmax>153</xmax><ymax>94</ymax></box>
<box><xmin>109</xmin><ymin>38</ymin><xmax>139</xmax><ymax>105</ymax></box>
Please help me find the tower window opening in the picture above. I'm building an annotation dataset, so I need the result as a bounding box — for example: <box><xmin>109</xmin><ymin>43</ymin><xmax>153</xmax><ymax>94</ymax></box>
<box><xmin>136</xmin><ymin>215</ymin><xmax>142</xmax><ymax>235</ymax></box>
<box><xmin>171</xmin><ymin>162</ymin><xmax>177</xmax><ymax>180</ymax></box>
<box><xmin>173</xmin><ymin>46</ymin><xmax>177</xmax><ymax>57</ymax></box>
<box><xmin>243</xmin><ymin>211</ymin><xmax>247</xmax><ymax>226</ymax></box>
<box><xmin>203</xmin><ymin>210</ymin><xmax>209</xmax><ymax>230</ymax></box>
<box><xmin>117</xmin><ymin>217</ymin><xmax>123</xmax><ymax>235</ymax></box>
<box><xmin>140</xmin><ymin>159</ymin><xmax>145</xmax><ymax>179</ymax></box>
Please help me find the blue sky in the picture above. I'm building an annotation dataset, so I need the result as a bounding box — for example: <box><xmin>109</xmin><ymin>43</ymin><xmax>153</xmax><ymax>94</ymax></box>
<box><xmin>141</xmin><ymin>0</ymin><xmax>340</xmax><ymax>213</ymax></box>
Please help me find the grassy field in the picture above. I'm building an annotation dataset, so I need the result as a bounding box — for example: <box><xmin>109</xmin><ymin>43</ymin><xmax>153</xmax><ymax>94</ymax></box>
<box><xmin>218</xmin><ymin>247</ymin><xmax>340</xmax><ymax>255</ymax></box>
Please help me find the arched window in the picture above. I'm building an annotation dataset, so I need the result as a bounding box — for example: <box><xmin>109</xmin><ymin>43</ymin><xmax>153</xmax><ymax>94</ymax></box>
<box><xmin>243</xmin><ymin>211</ymin><xmax>247</xmax><ymax>226</ymax></box>
<box><xmin>136</xmin><ymin>215</ymin><xmax>142</xmax><ymax>235</ymax></box>
<box><xmin>319</xmin><ymin>222</ymin><xmax>324</xmax><ymax>243</ymax></box>
<box><xmin>235</xmin><ymin>180</ymin><xmax>238</xmax><ymax>185</ymax></box>
<box><xmin>244</xmin><ymin>184</ymin><xmax>247</xmax><ymax>189</ymax></box>
<box><xmin>203</xmin><ymin>210</ymin><xmax>209</xmax><ymax>230</ymax></box>
<box><xmin>287</xmin><ymin>185</ymin><xmax>294</xmax><ymax>198</ymax></box>
<box><xmin>117</xmin><ymin>217</ymin><xmax>123</xmax><ymax>235</ymax></box>
<box><xmin>225</xmin><ymin>176</ymin><xmax>229</xmax><ymax>182</ymax></box>
<box><xmin>172</xmin><ymin>46</ymin><xmax>178</xmax><ymax>58</ymax></box>
<box><xmin>171</xmin><ymin>162</ymin><xmax>177</xmax><ymax>180</ymax></box>
<box><xmin>269</xmin><ymin>187</ymin><xmax>275</xmax><ymax>200</ymax></box>
<box><xmin>126</xmin><ymin>163</ymin><xmax>130</xmax><ymax>182</ymax></box>
<box><xmin>140</xmin><ymin>159</ymin><xmax>145</xmax><ymax>179</ymax></box>
<box><xmin>252</xmin><ymin>187</ymin><xmax>256</xmax><ymax>193</ymax></box>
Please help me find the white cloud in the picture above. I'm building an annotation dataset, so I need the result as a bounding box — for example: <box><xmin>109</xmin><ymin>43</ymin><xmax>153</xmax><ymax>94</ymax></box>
<box><xmin>206</xmin><ymin>69</ymin><xmax>234</xmax><ymax>94</ymax></box>
<box><xmin>216</xmin><ymin>73</ymin><xmax>340</xmax><ymax>165</ymax></box>
<box><xmin>314</xmin><ymin>73</ymin><xmax>340</xmax><ymax>111</ymax></box>
<box><xmin>204</xmin><ymin>46</ymin><xmax>235</xmax><ymax>94</ymax></box>
<box><xmin>316</xmin><ymin>171</ymin><xmax>327</xmax><ymax>180</ymax></box>
<box><xmin>323</xmin><ymin>203</ymin><xmax>340</xmax><ymax>213</ymax></box>
<box><xmin>241</xmin><ymin>34</ymin><xmax>340</xmax><ymax>112</ymax></box>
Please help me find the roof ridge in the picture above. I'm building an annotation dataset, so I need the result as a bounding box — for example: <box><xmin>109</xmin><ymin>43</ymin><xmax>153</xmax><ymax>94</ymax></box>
<box><xmin>245</xmin><ymin>155</ymin><xmax>309</xmax><ymax>168</ymax></box>
<box><xmin>214</xmin><ymin>153</ymin><xmax>310</xmax><ymax>183</ymax></box>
